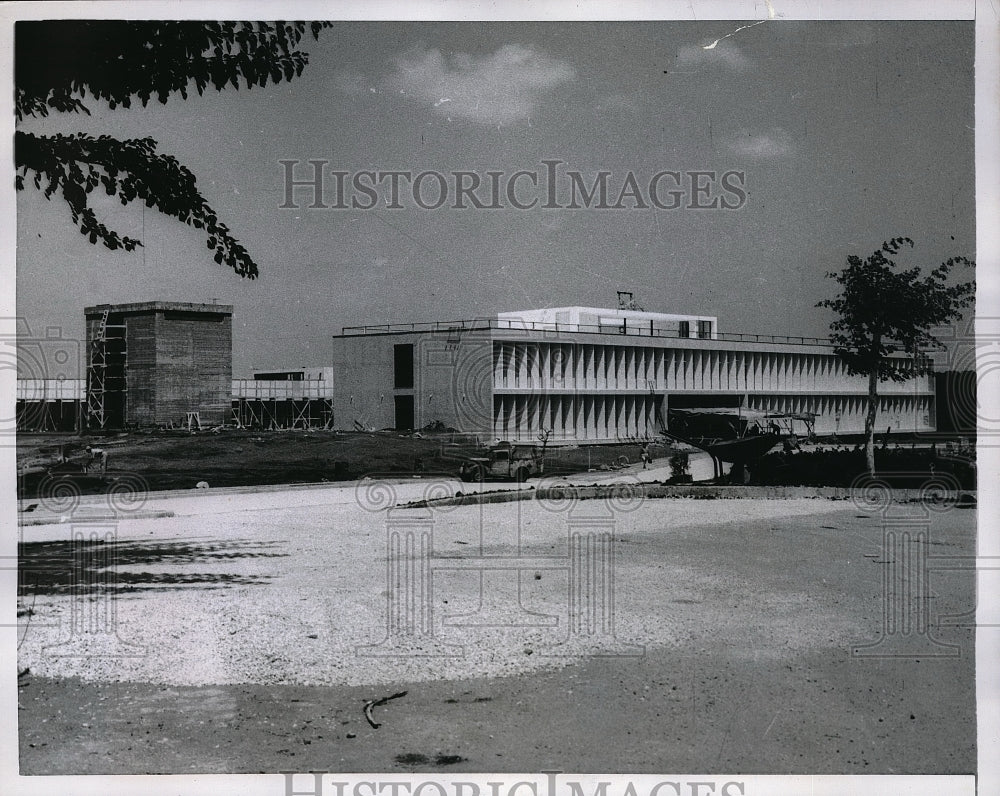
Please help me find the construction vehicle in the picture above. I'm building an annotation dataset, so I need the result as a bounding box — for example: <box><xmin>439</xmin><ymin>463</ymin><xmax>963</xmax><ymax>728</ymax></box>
<box><xmin>460</xmin><ymin>442</ymin><xmax>540</xmax><ymax>483</ymax></box>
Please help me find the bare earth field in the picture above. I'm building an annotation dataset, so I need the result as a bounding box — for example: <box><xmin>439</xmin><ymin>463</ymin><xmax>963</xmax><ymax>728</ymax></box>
<box><xmin>16</xmin><ymin>430</ymin><xmax>658</xmax><ymax>497</ymax></box>
<box><xmin>16</xmin><ymin>485</ymin><xmax>976</xmax><ymax>775</ymax></box>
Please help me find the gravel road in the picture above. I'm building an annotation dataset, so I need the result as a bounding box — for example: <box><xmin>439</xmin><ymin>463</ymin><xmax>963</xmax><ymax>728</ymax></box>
<box><xmin>17</xmin><ymin>485</ymin><xmax>977</xmax><ymax>774</ymax></box>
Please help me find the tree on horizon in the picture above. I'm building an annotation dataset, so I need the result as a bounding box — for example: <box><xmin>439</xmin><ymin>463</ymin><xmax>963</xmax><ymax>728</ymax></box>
<box><xmin>817</xmin><ymin>237</ymin><xmax>974</xmax><ymax>476</ymax></box>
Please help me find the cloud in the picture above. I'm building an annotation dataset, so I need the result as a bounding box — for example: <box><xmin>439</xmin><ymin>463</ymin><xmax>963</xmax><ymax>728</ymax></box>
<box><xmin>674</xmin><ymin>39</ymin><xmax>751</xmax><ymax>73</ymax></box>
<box><xmin>382</xmin><ymin>44</ymin><xmax>576</xmax><ymax>126</ymax></box>
<box><xmin>728</xmin><ymin>128</ymin><xmax>796</xmax><ymax>158</ymax></box>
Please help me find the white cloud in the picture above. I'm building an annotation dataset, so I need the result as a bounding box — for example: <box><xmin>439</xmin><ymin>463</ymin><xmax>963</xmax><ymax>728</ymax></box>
<box><xmin>728</xmin><ymin>128</ymin><xmax>796</xmax><ymax>158</ymax></box>
<box><xmin>382</xmin><ymin>44</ymin><xmax>576</xmax><ymax>126</ymax></box>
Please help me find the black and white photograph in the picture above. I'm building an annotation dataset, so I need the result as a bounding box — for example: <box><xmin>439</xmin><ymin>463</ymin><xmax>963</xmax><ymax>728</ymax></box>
<box><xmin>3</xmin><ymin>1</ymin><xmax>997</xmax><ymax>795</ymax></box>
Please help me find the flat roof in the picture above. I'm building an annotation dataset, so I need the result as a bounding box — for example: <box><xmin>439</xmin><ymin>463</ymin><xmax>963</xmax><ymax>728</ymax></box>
<box><xmin>84</xmin><ymin>301</ymin><xmax>233</xmax><ymax>317</ymax></box>
<box><xmin>335</xmin><ymin>317</ymin><xmax>837</xmax><ymax>348</ymax></box>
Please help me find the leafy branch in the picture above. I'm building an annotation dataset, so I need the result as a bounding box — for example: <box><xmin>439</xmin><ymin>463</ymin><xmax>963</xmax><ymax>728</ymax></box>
<box><xmin>15</xmin><ymin>21</ymin><xmax>332</xmax><ymax>277</ymax></box>
<box><xmin>16</xmin><ymin>131</ymin><xmax>257</xmax><ymax>277</ymax></box>
<box><xmin>816</xmin><ymin>237</ymin><xmax>974</xmax><ymax>383</ymax></box>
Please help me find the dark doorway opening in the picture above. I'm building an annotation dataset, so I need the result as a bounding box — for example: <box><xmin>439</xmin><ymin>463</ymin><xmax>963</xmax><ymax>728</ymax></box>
<box><xmin>394</xmin><ymin>395</ymin><xmax>414</xmax><ymax>430</ymax></box>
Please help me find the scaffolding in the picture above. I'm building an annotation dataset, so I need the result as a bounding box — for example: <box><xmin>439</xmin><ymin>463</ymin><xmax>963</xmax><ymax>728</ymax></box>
<box><xmin>231</xmin><ymin>397</ymin><xmax>335</xmax><ymax>430</ymax></box>
<box><xmin>231</xmin><ymin>378</ymin><xmax>334</xmax><ymax>430</ymax></box>
<box><xmin>85</xmin><ymin>309</ymin><xmax>127</xmax><ymax>429</ymax></box>
<box><xmin>16</xmin><ymin>379</ymin><xmax>85</xmax><ymax>431</ymax></box>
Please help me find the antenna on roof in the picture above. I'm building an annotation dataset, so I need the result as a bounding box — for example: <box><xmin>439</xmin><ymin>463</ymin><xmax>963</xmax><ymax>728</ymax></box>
<box><xmin>616</xmin><ymin>291</ymin><xmax>644</xmax><ymax>311</ymax></box>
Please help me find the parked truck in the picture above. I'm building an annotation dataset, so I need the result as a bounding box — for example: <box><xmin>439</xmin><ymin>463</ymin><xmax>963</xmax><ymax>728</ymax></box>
<box><xmin>460</xmin><ymin>442</ymin><xmax>541</xmax><ymax>483</ymax></box>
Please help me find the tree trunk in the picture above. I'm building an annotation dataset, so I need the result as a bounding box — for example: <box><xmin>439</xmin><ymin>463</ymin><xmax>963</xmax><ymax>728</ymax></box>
<box><xmin>864</xmin><ymin>366</ymin><xmax>879</xmax><ymax>477</ymax></box>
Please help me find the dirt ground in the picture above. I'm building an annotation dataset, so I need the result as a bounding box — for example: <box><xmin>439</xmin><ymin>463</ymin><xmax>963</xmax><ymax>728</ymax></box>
<box><xmin>16</xmin><ymin>487</ymin><xmax>976</xmax><ymax>775</ymax></box>
<box><xmin>16</xmin><ymin>645</ymin><xmax>975</xmax><ymax>775</ymax></box>
<box><xmin>16</xmin><ymin>430</ymin><xmax>660</xmax><ymax>497</ymax></box>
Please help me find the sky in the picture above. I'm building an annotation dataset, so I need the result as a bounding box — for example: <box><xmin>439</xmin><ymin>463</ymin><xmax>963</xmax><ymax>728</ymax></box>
<box><xmin>15</xmin><ymin>18</ymin><xmax>976</xmax><ymax>376</ymax></box>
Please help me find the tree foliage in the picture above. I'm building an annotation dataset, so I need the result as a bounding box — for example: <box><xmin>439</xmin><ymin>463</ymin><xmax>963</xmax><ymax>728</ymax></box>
<box><xmin>817</xmin><ymin>237</ymin><xmax>974</xmax><ymax>475</ymax></box>
<box><xmin>15</xmin><ymin>20</ymin><xmax>331</xmax><ymax>278</ymax></box>
<box><xmin>817</xmin><ymin>237</ymin><xmax>975</xmax><ymax>381</ymax></box>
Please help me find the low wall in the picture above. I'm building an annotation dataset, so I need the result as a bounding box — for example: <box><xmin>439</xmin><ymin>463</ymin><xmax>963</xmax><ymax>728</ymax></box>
<box><xmin>404</xmin><ymin>483</ymin><xmax>977</xmax><ymax>510</ymax></box>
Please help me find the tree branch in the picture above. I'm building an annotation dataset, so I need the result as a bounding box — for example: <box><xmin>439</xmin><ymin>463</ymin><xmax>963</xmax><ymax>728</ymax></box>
<box><xmin>16</xmin><ymin>131</ymin><xmax>258</xmax><ymax>278</ymax></box>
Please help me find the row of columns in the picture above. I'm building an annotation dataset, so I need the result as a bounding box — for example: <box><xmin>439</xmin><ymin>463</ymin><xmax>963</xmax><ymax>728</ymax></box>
<box><xmin>493</xmin><ymin>393</ymin><xmax>662</xmax><ymax>441</ymax></box>
<box><xmin>748</xmin><ymin>394</ymin><xmax>935</xmax><ymax>435</ymax></box>
<box><xmin>492</xmin><ymin>342</ymin><xmax>931</xmax><ymax>395</ymax></box>
<box><xmin>491</xmin><ymin>391</ymin><xmax>935</xmax><ymax>440</ymax></box>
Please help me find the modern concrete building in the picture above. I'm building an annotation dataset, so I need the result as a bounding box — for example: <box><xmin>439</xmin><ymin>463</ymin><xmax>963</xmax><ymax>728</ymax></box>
<box><xmin>331</xmin><ymin>306</ymin><xmax>936</xmax><ymax>441</ymax></box>
<box><xmin>84</xmin><ymin>301</ymin><xmax>233</xmax><ymax>428</ymax></box>
<box><xmin>12</xmin><ymin>302</ymin><xmax>939</xmax><ymax>440</ymax></box>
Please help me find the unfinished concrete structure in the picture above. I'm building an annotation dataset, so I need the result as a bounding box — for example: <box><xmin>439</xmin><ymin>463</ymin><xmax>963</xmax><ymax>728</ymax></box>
<box><xmin>16</xmin><ymin>344</ymin><xmax>336</xmax><ymax>431</ymax></box>
<box><xmin>16</xmin><ymin>378</ymin><xmax>84</xmax><ymax>432</ymax></box>
<box><xmin>331</xmin><ymin>306</ymin><xmax>936</xmax><ymax>440</ymax></box>
<box><xmin>84</xmin><ymin>302</ymin><xmax>232</xmax><ymax>429</ymax></box>
<box><xmin>231</xmin><ymin>367</ymin><xmax>335</xmax><ymax>429</ymax></box>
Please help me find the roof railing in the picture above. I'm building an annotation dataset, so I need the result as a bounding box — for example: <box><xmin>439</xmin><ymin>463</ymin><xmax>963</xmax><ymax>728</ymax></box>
<box><xmin>339</xmin><ymin>318</ymin><xmax>833</xmax><ymax>346</ymax></box>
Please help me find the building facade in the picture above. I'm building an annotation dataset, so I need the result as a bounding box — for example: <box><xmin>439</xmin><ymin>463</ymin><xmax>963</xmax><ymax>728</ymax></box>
<box><xmin>331</xmin><ymin>307</ymin><xmax>935</xmax><ymax>441</ymax></box>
